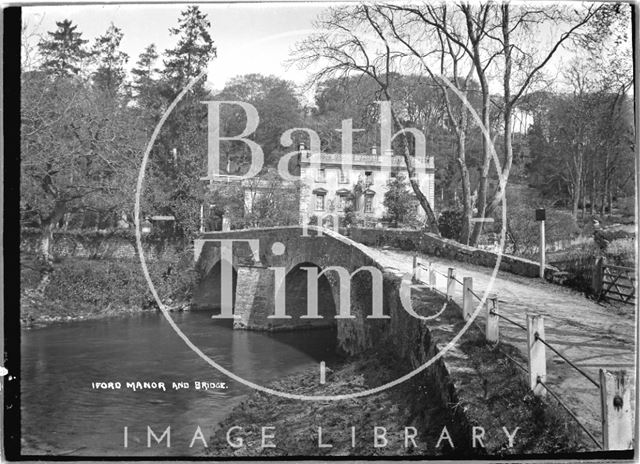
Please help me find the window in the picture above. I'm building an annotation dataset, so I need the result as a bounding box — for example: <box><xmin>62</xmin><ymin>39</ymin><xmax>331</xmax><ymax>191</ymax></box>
<box><xmin>336</xmin><ymin>189</ymin><xmax>350</xmax><ymax>212</ymax></box>
<box><xmin>315</xmin><ymin>194</ymin><xmax>325</xmax><ymax>211</ymax></box>
<box><xmin>339</xmin><ymin>169</ymin><xmax>349</xmax><ymax>183</ymax></box>
<box><xmin>364</xmin><ymin>195</ymin><xmax>373</xmax><ymax>213</ymax></box>
<box><xmin>337</xmin><ymin>195</ymin><xmax>347</xmax><ymax>212</ymax></box>
<box><xmin>316</xmin><ymin>168</ymin><xmax>326</xmax><ymax>182</ymax></box>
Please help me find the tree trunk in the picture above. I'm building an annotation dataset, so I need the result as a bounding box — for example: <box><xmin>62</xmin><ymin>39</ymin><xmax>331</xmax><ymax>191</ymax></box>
<box><xmin>406</xmin><ymin>158</ymin><xmax>439</xmax><ymax>235</ymax></box>
<box><xmin>381</xmin><ymin>97</ymin><xmax>440</xmax><ymax>235</ymax></box>
<box><xmin>402</xmin><ymin>146</ymin><xmax>439</xmax><ymax>234</ymax></box>
<box><xmin>456</xmin><ymin>134</ymin><xmax>472</xmax><ymax>245</ymax></box>
<box><xmin>465</xmin><ymin>6</ymin><xmax>492</xmax><ymax>247</ymax></box>
<box><xmin>590</xmin><ymin>170</ymin><xmax>596</xmax><ymax>215</ymax></box>
<box><xmin>573</xmin><ymin>172</ymin><xmax>582</xmax><ymax>219</ymax></box>
<box><xmin>483</xmin><ymin>5</ymin><xmax>515</xmax><ymax>230</ymax></box>
<box><xmin>580</xmin><ymin>187</ymin><xmax>585</xmax><ymax>219</ymax></box>
<box><xmin>601</xmin><ymin>151</ymin><xmax>609</xmax><ymax>216</ymax></box>
<box><xmin>35</xmin><ymin>222</ymin><xmax>55</xmax><ymax>294</ymax></box>
<box><xmin>469</xmin><ymin>89</ymin><xmax>491</xmax><ymax>246</ymax></box>
<box><xmin>35</xmin><ymin>202</ymin><xmax>66</xmax><ymax>294</ymax></box>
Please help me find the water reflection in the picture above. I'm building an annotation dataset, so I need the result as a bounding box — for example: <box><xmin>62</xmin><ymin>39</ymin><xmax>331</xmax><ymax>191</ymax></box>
<box><xmin>21</xmin><ymin>311</ymin><xmax>338</xmax><ymax>456</ymax></box>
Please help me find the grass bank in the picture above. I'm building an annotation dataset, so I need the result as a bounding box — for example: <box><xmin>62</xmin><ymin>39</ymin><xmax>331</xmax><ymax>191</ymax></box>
<box><xmin>206</xmin><ymin>335</ymin><xmax>587</xmax><ymax>458</ymax></box>
<box><xmin>206</xmin><ymin>350</ymin><xmax>461</xmax><ymax>458</ymax></box>
<box><xmin>20</xmin><ymin>253</ymin><xmax>195</xmax><ymax>327</ymax></box>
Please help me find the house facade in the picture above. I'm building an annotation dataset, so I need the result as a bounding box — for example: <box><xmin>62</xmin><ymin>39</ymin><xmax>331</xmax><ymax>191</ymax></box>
<box><xmin>298</xmin><ymin>146</ymin><xmax>435</xmax><ymax>226</ymax></box>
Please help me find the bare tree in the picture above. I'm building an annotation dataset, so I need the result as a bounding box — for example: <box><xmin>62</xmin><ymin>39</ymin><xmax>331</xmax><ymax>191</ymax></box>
<box><xmin>372</xmin><ymin>4</ymin><xmax>483</xmax><ymax>244</ymax></box>
<box><xmin>292</xmin><ymin>5</ymin><xmax>440</xmax><ymax>234</ymax></box>
<box><xmin>21</xmin><ymin>72</ymin><xmax>142</xmax><ymax>291</ymax></box>
<box><xmin>484</xmin><ymin>4</ymin><xmax>601</xmax><ymax>224</ymax></box>
<box><xmin>396</xmin><ymin>3</ymin><xmax>601</xmax><ymax>242</ymax></box>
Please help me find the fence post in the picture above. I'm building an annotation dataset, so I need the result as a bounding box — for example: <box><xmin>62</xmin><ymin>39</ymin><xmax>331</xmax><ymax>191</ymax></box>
<box><xmin>600</xmin><ymin>369</ymin><xmax>633</xmax><ymax>450</ymax></box>
<box><xmin>526</xmin><ymin>314</ymin><xmax>546</xmax><ymax>397</ymax></box>
<box><xmin>485</xmin><ymin>293</ymin><xmax>499</xmax><ymax>342</ymax></box>
<box><xmin>592</xmin><ymin>257</ymin><xmax>604</xmax><ymax>298</ymax></box>
<box><xmin>428</xmin><ymin>263</ymin><xmax>436</xmax><ymax>289</ymax></box>
<box><xmin>447</xmin><ymin>268</ymin><xmax>456</xmax><ymax>301</ymax></box>
<box><xmin>462</xmin><ymin>277</ymin><xmax>473</xmax><ymax>320</ymax></box>
<box><xmin>539</xmin><ymin>218</ymin><xmax>546</xmax><ymax>279</ymax></box>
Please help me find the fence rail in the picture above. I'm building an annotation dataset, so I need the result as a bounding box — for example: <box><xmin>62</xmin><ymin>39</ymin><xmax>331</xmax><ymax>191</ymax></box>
<box><xmin>412</xmin><ymin>256</ymin><xmax>634</xmax><ymax>451</ymax></box>
<box><xmin>593</xmin><ymin>257</ymin><xmax>636</xmax><ymax>305</ymax></box>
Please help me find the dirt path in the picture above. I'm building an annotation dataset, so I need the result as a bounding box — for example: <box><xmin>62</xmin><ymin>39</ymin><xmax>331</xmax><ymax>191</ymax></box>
<box><xmin>368</xmin><ymin>246</ymin><xmax>636</xmax><ymax>445</ymax></box>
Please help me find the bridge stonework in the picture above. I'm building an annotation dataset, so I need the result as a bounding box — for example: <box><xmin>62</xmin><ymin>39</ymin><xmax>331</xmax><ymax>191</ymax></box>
<box><xmin>191</xmin><ymin>225</ymin><xmax>472</xmax><ymax>435</ymax></box>
<box><xmin>192</xmin><ymin>226</ymin><xmax>396</xmax><ymax>355</ymax></box>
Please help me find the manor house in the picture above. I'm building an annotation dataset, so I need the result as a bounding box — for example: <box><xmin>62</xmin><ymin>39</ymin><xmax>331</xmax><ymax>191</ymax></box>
<box><xmin>298</xmin><ymin>145</ymin><xmax>435</xmax><ymax>226</ymax></box>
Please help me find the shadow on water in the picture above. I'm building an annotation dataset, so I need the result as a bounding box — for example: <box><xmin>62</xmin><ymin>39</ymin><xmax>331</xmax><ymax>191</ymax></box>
<box><xmin>20</xmin><ymin>309</ymin><xmax>341</xmax><ymax>457</ymax></box>
<box><xmin>195</xmin><ymin>260</ymin><xmax>342</xmax><ymax>363</ymax></box>
<box><xmin>184</xmin><ymin>314</ymin><xmax>343</xmax><ymax>380</ymax></box>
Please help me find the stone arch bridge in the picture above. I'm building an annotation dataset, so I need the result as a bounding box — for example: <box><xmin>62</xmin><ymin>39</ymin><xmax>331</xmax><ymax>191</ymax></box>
<box><xmin>192</xmin><ymin>226</ymin><xmax>412</xmax><ymax>355</ymax></box>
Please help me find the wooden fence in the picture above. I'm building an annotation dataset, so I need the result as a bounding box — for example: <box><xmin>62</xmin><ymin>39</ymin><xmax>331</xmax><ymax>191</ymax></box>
<box><xmin>592</xmin><ymin>258</ymin><xmax>636</xmax><ymax>305</ymax></box>
<box><xmin>413</xmin><ymin>257</ymin><xmax>634</xmax><ymax>450</ymax></box>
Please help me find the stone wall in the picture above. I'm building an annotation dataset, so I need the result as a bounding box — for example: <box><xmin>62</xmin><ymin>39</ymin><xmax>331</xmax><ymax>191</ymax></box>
<box><xmin>346</xmin><ymin>227</ymin><xmax>560</xmax><ymax>279</ymax></box>
<box><xmin>20</xmin><ymin>228</ymin><xmax>184</xmax><ymax>261</ymax></box>
<box><xmin>380</xmin><ymin>272</ymin><xmax>475</xmax><ymax>446</ymax></box>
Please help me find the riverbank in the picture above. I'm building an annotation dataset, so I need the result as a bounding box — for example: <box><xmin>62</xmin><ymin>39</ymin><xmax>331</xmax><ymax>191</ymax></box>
<box><xmin>206</xmin><ymin>335</ymin><xmax>588</xmax><ymax>458</ymax></box>
<box><xmin>20</xmin><ymin>254</ymin><xmax>194</xmax><ymax>328</ymax></box>
<box><xmin>20</xmin><ymin>291</ymin><xmax>156</xmax><ymax>328</ymax></box>
<box><xmin>206</xmin><ymin>350</ymin><xmax>460</xmax><ymax>457</ymax></box>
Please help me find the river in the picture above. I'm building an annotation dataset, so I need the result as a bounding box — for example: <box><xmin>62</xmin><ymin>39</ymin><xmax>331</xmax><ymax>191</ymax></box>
<box><xmin>20</xmin><ymin>311</ymin><xmax>339</xmax><ymax>457</ymax></box>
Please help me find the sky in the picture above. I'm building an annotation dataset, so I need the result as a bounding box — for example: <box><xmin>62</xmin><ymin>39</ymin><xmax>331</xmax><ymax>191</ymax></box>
<box><xmin>22</xmin><ymin>1</ymin><xmax>633</xmax><ymax>106</ymax></box>
<box><xmin>23</xmin><ymin>3</ymin><xmax>330</xmax><ymax>93</ymax></box>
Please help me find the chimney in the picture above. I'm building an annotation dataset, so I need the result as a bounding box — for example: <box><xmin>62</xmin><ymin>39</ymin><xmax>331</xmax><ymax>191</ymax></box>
<box><xmin>371</xmin><ymin>146</ymin><xmax>378</xmax><ymax>156</ymax></box>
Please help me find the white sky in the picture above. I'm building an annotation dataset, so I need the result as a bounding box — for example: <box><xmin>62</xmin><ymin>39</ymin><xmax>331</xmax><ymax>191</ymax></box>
<box><xmin>22</xmin><ymin>3</ymin><xmax>330</xmax><ymax>93</ymax></box>
<box><xmin>22</xmin><ymin>1</ymin><xmax>632</xmax><ymax>105</ymax></box>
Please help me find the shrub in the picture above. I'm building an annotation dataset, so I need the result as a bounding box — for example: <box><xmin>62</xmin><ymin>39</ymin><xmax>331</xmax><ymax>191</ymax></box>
<box><xmin>43</xmin><ymin>258</ymin><xmax>147</xmax><ymax>308</ymax></box>
<box><xmin>617</xmin><ymin>196</ymin><xmax>635</xmax><ymax>216</ymax></box>
<box><xmin>605</xmin><ymin>238</ymin><xmax>636</xmax><ymax>266</ymax></box>
<box><xmin>548</xmin><ymin>242</ymin><xmax>601</xmax><ymax>294</ymax></box>
<box><xmin>501</xmin><ymin>206</ymin><xmax>581</xmax><ymax>259</ymax></box>
<box><xmin>341</xmin><ymin>205</ymin><xmax>357</xmax><ymax>228</ymax></box>
<box><xmin>547</xmin><ymin>210</ymin><xmax>580</xmax><ymax>241</ymax></box>
<box><xmin>383</xmin><ymin>175</ymin><xmax>418</xmax><ymax>227</ymax></box>
<box><xmin>22</xmin><ymin>248</ymin><xmax>197</xmax><ymax>319</ymax></box>
<box><xmin>438</xmin><ymin>209</ymin><xmax>464</xmax><ymax>239</ymax></box>
<box><xmin>594</xmin><ymin>229</ymin><xmax>634</xmax><ymax>250</ymax></box>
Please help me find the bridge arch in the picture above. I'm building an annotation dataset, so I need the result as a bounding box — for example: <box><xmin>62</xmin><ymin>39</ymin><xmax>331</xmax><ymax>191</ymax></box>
<box><xmin>281</xmin><ymin>262</ymin><xmax>337</xmax><ymax>325</ymax></box>
<box><xmin>192</xmin><ymin>226</ymin><xmax>395</xmax><ymax>353</ymax></box>
<box><xmin>192</xmin><ymin>259</ymin><xmax>238</xmax><ymax>311</ymax></box>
